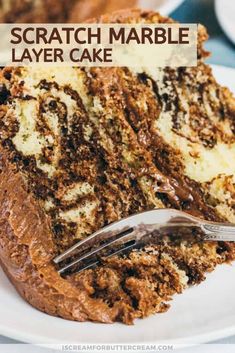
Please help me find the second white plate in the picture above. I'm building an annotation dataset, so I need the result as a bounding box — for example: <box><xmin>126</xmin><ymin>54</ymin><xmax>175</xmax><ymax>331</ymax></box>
<box><xmin>215</xmin><ymin>0</ymin><xmax>235</xmax><ymax>45</ymax></box>
<box><xmin>138</xmin><ymin>0</ymin><xmax>185</xmax><ymax>15</ymax></box>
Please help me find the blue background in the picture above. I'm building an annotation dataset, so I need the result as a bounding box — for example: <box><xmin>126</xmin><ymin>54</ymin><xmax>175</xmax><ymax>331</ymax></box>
<box><xmin>171</xmin><ymin>0</ymin><xmax>235</xmax><ymax>68</ymax></box>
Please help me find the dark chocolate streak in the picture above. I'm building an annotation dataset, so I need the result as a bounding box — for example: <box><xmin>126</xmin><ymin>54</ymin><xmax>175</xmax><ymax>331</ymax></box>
<box><xmin>86</xmin><ymin>67</ymin><xmax>222</xmax><ymax>221</ymax></box>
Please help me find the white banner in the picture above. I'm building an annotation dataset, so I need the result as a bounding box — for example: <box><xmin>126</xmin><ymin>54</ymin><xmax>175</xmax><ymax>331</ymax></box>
<box><xmin>0</xmin><ymin>24</ymin><xmax>197</xmax><ymax>67</ymax></box>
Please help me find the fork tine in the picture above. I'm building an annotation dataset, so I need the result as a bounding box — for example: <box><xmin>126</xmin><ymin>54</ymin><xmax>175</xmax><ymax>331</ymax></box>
<box><xmin>55</xmin><ymin>222</ymin><xmax>201</xmax><ymax>274</ymax></box>
<box><xmin>59</xmin><ymin>241</ymin><xmax>136</xmax><ymax>275</ymax></box>
<box><xmin>54</xmin><ymin>208</ymin><xmax>197</xmax><ymax>265</ymax></box>
<box><xmin>53</xmin><ymin>221</ymin><xmax>134</xmax><ymax>264</ymax></box>
<box><xmin>57</xmin><ymin>229</ymin><xmax>136</xmax><ymax>275</ymax></box>
<box><xmin>59</xmin><ymin>259</ymin><xmax>99</xmax><ymax>275</ymax></box>
<box><xmin>54</xmin><ymin>207</ymin><xmax>235</xmax><ymax>276</ymax></box>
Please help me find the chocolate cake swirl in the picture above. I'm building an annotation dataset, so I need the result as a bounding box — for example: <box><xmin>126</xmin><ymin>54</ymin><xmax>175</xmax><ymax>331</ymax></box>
<box><xmin>0</xmin><ymin>10</ymin><xmax>235</xmax><ymax>324</ymax></box>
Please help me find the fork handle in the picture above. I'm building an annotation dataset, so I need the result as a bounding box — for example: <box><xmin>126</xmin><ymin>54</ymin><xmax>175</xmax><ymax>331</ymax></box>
<box><xmin>202</xmin><ymin>223</ymin><xmax>235</xmax><ymax>242</ymax></box>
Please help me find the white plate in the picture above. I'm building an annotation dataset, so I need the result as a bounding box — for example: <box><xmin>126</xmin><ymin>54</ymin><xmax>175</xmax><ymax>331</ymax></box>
<box><xmin>158</xmin><ymin>0</ymin><xmax>185</xmax><ymax>15</ymax></box>
<box><xmin>0</xmin><ymin>65</ymin><xmax>235</xmax><ymax>345</ymax></box>
<box><xmin>138</xmin><ymin>0</ymin><xmax>185</xmax><ymax>16</ymax></box>
<box><xmin>215</xmin><ymin>0</ymin><xmax>235</xmax><ymax>45</ymax></box>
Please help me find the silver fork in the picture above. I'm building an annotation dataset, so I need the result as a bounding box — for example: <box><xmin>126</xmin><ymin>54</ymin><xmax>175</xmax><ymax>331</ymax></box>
<box><xmin>53</xmin><ymin>208</ymin><xmax>235</xmax><ymax>276</ymax></box>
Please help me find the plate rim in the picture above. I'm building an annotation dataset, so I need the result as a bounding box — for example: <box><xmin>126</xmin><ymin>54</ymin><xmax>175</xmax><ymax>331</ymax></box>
<box><xmin>158</xmin><ymin>0</ymin><xmax>185</xmax><ymax>15</ymax></box>
<box><xmin>1</xmin><ymin>320</ymin><xmax>235</xmax><ymax>346</ymax></box>
<box><xmin>215</xmin><ymin>0</ymin><xmax>235</xmax><ymax>45</ymax></box>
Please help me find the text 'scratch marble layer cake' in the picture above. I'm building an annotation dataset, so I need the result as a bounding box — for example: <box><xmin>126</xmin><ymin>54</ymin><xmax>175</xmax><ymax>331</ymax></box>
<box><xmin>0</xmin><ymin>10</ymin><xmax>235</xmax><ymax>324</ymax></box>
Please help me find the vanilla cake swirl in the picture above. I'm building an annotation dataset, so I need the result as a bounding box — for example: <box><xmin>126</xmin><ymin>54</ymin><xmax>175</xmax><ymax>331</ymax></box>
<box><xmin>0</xmin><ymin>10</ymin><xmax>234</xmax><ymax>324</ymax></box>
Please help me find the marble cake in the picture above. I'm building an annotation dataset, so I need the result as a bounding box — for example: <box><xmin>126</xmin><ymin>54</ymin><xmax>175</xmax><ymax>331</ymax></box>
<box><xmin>0</xmin><ymin>9</ymin><xmax>235</xmax><ymax>324</ymax></box>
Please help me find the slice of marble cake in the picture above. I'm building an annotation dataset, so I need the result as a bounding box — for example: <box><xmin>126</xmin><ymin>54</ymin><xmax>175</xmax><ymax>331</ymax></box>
<box><xmin>0</xmin><ymin>9</ymin><xmax>234</xmax><ymax>324</ymax></box>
